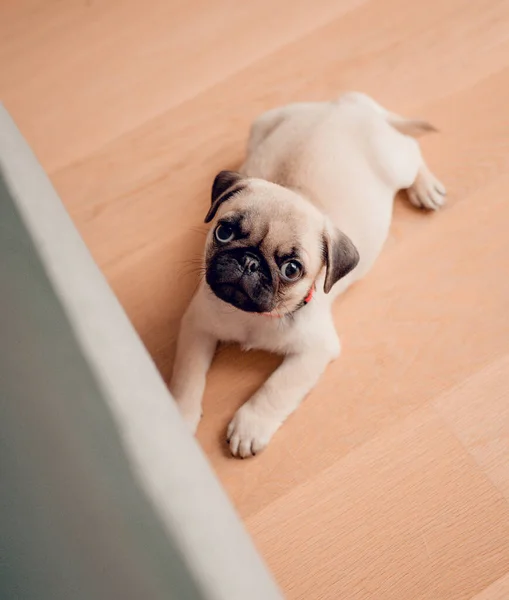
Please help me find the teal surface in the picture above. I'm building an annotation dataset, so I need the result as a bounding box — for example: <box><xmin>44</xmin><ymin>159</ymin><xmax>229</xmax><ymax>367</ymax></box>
<box><xmin>0</xmin><ymin>172</ymin><xmax>202</xmax><ymax>600</ymax></box>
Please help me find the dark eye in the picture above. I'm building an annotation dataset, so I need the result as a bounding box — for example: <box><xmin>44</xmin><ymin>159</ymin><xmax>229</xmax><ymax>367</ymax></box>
<box><xmin>280</xmin><ymin>260</ymin><xmax>303</xmax><ymax>282</ymax></box>
<box><xmin>215</xmin><ymin>223</ymin><xmax>235</xmax><ymax>243</ymax></box>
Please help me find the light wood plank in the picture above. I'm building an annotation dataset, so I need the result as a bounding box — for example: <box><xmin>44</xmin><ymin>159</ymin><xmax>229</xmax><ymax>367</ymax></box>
<box><xmin>434</xmin><ymin>355</ymin><xmax>509</xmax><ymax>502</ymax></box>
<box><xmin>473</xmin><ymin>573</ymin><xmax>509</xmax><ymax>600</ymax></box>
<box><xmin>246</xmin><ymin>408</ymin><xmax>509</xmax><ymax>600</ymax></box>
<box><xmin>0</xmin><ymin>0</ymin><xmax>364</xmax><ymax>171</ymax></box>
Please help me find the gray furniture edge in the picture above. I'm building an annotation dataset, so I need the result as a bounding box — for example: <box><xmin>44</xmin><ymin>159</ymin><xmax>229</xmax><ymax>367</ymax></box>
<box><xmin>0</xmin><ymin>104</ymin><xmax>282</xmax><ymax>600</ymax></box>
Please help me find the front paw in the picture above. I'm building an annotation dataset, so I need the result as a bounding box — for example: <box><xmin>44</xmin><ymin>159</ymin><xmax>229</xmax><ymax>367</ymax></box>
<box><xmin>227</xmin><ymin>403</ymin><xmax>282</xmax><ymax>458</ymax></box>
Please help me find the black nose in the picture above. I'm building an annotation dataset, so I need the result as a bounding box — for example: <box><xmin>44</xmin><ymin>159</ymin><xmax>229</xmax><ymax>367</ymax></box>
<box><xmin>242</xmin><ymin>252</ymin><xmax>260</xmax><ymax>273</ymax></box>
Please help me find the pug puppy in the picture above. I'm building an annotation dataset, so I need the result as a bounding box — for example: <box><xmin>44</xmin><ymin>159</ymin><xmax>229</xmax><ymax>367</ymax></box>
<box><xmin>170</xmin><ymin>92</ymin><xmax>445</xmax><ymax>458</ymax></box>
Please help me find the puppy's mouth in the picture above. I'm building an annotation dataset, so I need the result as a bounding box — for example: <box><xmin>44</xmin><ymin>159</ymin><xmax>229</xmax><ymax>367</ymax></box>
<box><xmin>210</xmin><ymin>282</ymin><xmax>264</xmax><ymax>313</ymax></box>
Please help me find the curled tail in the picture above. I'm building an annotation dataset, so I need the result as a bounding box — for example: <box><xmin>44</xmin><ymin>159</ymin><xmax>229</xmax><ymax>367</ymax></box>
<box><xmin>336</xmin><ymin>91</ymin><xmax>437</xmax><ymax>137</ymax></box>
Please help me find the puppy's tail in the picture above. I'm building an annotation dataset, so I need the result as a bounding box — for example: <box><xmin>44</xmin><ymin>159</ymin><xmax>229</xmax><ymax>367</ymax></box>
<box><xmin>385</xmin><ymin>113</ymin><xmax>437</xmax><ymax>137</ymax></box>
<box><xmin>336</xmin><ymin>91</ymin><xmax>437</xmax><ymax>137</ymax></box>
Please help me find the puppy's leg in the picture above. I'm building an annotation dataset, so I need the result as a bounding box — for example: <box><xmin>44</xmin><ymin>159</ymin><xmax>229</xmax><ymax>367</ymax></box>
<box><xmin>227</xmin><ymin>333</ymin><xmax>340</xmax><ymax>458</ymax></box>
<box><xmin>383</xmin><ymin>106</ymin><xmax>447</xmax><ymax>210</ymax></box>
<box><xmin>406</xmin><ymin>159</ymin><xmax>447</xmax><ymax>211</ymax></box>
<box><xmin>340</xmin><ymin>92</ymin><xmax>446</xmax><ymax>209</ymax></box>
<box><xmin>386</xmin><ymin>126</ymin><xmax>446</xmax><ymax>211</ymax></box>
<box><xmin>383</xmin><ymin>130</ymin><xmax>446</xmax><ymax>211</ymax></box>
<box><xmin>170</xmin><ymin>313</ymin><xmax>217</xmax><ymax>433</ymax></box>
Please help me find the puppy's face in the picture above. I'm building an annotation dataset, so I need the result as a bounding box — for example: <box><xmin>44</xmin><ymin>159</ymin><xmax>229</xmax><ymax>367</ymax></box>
<box><xmin>203</xmin><ymin>171</ymin><xmax>359</xmax><ymax>315</ymax></box>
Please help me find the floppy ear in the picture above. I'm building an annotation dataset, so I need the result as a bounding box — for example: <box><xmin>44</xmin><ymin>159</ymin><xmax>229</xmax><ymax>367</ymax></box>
<box><xmin>322</xmin><ymin>224</ymin><xmax>360</xmax><ymax>294</ymax></box>
<box><xmin>204</xmin><ymin>170</ymin><xmax>245</xmax><ymax>223</ymax></box>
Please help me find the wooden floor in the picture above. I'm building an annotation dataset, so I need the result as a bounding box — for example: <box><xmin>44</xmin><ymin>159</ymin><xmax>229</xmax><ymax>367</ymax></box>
<box><xmin>2</xmin><ymin>1</ymin><xmax>509</xmax><ymax>597</ymax></box>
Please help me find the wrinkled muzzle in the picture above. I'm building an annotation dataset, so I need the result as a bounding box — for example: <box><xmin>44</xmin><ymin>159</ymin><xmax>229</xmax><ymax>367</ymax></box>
<box><xmin>206</xmin><ymin>247</ymin><xmax>275</xmax><ymax>313</ymax></box>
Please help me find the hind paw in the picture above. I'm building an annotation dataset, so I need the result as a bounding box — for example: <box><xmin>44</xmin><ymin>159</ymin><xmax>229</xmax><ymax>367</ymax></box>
<box><xmin>407</xmin><ymin>165</ymin><xmax>446</xmax><ymax>211</ymax></box>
